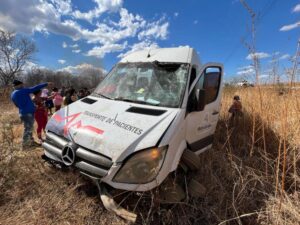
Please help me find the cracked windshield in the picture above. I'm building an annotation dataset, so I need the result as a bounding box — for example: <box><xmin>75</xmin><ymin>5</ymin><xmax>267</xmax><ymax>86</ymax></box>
<box><xmin>94</xmin><ymin>63</ymin><xmax>189</xmax><ymax>107</ymax></box>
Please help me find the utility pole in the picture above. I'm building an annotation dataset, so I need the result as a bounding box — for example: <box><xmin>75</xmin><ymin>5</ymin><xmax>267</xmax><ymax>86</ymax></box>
<box><xmin>290</xmin><ymin>39</ymin><xmax>300</xmax><ymax>86</ymax></box>
<box><xmin>240</xmin><ymin>0</ymin><xmax>260</xmax><ymax>85</ymax></box>
<box><xmin>270</xmin><ymin>53</ymin><xmax>279</xmax><ymax>85</ymax></box>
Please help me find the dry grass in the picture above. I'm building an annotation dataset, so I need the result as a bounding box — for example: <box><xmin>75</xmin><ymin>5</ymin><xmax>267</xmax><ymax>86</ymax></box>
<box><xmin>0</xmin><ymin>86</ymin><xmax>299</xmax><ymax>225</ymax></box>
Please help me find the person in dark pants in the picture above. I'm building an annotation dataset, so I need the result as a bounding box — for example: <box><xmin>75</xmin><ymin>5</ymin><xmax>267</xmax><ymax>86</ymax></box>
<box><xmin>11</xmin><ymin>80</ymin><xmax>52</xmax><ymax>149</ymax></box>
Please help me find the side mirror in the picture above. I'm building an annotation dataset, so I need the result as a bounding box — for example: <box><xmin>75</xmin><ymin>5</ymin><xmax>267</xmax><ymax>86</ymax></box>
<box><xmin>197</xmin><ymin>89</ymin><xmax>206</xmax><ymax>111</ymax></box>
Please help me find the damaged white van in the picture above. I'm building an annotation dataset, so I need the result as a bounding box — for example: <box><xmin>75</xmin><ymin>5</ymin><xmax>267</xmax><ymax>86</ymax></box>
<box><xmin>42</xmin><ymin>47</ymin><xmax>223</xmax><ymax>193</ymax></box>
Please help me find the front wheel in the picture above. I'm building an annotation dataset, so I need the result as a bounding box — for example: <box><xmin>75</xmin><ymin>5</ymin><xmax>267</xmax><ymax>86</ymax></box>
<box><xmin>181</xmin><ymin>149</ymin><xmax>201</xmax><ymax>171</ymax></box>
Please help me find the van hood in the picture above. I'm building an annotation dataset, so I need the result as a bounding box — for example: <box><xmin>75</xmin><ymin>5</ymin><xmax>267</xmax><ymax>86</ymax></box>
<box><xmin>46</xmin><ymin>97</ymin><xmax>178</xmax><ymax>162</ymax></box>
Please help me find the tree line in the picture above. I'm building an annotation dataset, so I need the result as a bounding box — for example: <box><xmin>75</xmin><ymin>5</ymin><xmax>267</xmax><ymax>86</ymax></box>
<box><xmin>0</xmin><ymin>29</ymin><xmax>104</xmax><ymax>90</ymax></box>
<box><xmin>25</xmin><ymin>67</ymin><xmax>104</xmax><ymax>90</ymax></box>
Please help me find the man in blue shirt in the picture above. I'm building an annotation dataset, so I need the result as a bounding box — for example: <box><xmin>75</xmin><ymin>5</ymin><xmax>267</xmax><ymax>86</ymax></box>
<box><xmin>11</xmin><ymin>80</ymin><xmax>52</xmax><ymax>149</ymax></box>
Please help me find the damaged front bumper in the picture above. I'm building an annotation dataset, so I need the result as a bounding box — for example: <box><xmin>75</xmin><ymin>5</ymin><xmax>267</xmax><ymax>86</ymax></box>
<box><xmin>42</xmin><ymin>131</ymin><xmax>167</xmax><ymax>192</ymax></box>
<box><xmin>42</xmin><ymin>131</ymin><xmax>113</xmax><ymax>180</ymax></box>
<box><xmin>42</xmin><ymin>131</ymin><xmax>138</xmax><ymax>223</ymax></box>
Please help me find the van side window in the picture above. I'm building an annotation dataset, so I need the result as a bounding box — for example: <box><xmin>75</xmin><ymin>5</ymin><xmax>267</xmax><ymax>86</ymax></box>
<box><xmin>188</xmin><ymin>67</ymin><xmax>221</xmax><ymax>112</ymax></box>
<box><xmin>187</xmin><ymin>73</ymin><xmax>204</xmax><ymax>112</ymax></box>
<box><xmin>203</xmin><ymin>71</ymin><xmax>221</xmax><ymax>104</ymax></box>
<box><xmin>194</xmin><ymin>73</ymin><xmax>204</xmax><ymax>101</ymax></box>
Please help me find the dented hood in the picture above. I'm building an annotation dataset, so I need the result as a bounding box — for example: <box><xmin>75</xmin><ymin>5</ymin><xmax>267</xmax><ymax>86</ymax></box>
<box><xmin>46</xmin><ymin>97</ymin><xmax>178</xmax><ymax>162</ymax></box>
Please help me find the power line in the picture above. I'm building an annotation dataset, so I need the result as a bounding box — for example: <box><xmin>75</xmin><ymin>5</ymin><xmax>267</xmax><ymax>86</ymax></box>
<box><xmin>223</xmin><ymin>0</ymin><xmax>279</xmax><ymax>64</ymax></box>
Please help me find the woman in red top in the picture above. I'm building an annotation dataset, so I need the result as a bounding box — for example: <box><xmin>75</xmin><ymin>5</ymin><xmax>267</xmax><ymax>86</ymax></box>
<box><xmin>33</xmin><ymin>90</ymin><xmax>48</xmax><ymax>142</ymax></box>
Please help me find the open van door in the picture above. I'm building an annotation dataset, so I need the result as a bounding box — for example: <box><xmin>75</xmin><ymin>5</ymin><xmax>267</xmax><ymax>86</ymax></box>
<box><xmin>185</xmin><ymin>63</ymin><xmax>223</xmax><ymax>154</ymax></box>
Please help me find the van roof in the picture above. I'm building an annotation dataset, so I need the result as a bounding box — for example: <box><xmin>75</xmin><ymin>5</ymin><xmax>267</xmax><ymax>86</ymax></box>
<box><xmin>119</xmin><ymin>47</ymin><xmax>195</xmax><ymax>64</ymax></box>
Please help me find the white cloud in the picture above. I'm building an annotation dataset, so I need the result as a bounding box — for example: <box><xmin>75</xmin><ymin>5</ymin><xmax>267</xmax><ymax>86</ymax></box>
<box><xmin>73</xmin><ymin>0</ymin><xmax>123</xmax><ymax>22</ymax></box>
<box><xmin>0</xmin><ymin>0</ymin><xmax>170</xmax><ymax>59</ymax></box>
<box><xmin>58</xmin><ymin>59</ymin><xmax>66</xmax><ymax>64</ymax></box>
<box><xmin>117</xmin><ymin>40</ymin><xmax>159</xmax><ymax>58</ymax></box>
<box><xmin>86</xmin><ymin>41</ymin><xmax>127</xmax><ymax>58</ymax></box>
<box><xmin>280</xmin><ymin>21</ymin><xmax>300</xmax><ymax>31</ymax></box>
<box><xmin>62</xmin><ymin>41</ymin><xmax>67</xmax><ymax>48</ymax></box>
<box><xmin>59</xmin><ymin>63</ymin><xmax>105</xmax><ymax>75</ymax></box>
<box><xmin>178</xmin><ymin>45</ymin><xmax>190</xmax><ymax>48</ymax></box>
<box><xmin>237</xmin><ymin>67</ymin><xmax>255</xmax><ymax>76</ymax></box>
<box><xmin>138</xmin><ymin>20</ymin><xmax>169</xmax><ymax>40</ymax></box>
<box><xmin>23</xmin><ymin>61</ymin><xmax>39</xmax><ymax>72</ymax></box>
<box><xmin>246</xmin><ymin>52</ymin><xmax>270</xmax><ymax>60</ymax></box>
<box><xmin>237</xmin><ymin>65</ymin><xmax>253</xmax><ymax>71</ymax></box>
<box><xmin>0</xmin><ymin>0</ymin><xmax>83</xmax><ymax>39</ymax></box>
<box><xmin>293</xmin><ymin>4</ymin><xmax>300</xmax><ymax>13</ymax></box>
<box><xmin>72</xmin><ymin>49</ymin><xmax>81</xmax><ymax>53</ymax></box>
<box><xmin>73</xmin><ymin>8</ymin><xmax>150</xmax><ymax>45</ymax></box>
<box><xmin>236</xmin><ymin>65</ymin><xmax>256</xmax><ymax>76</ymax></box>
<box><xmin>70</xmin><ymin>43</ymin><xmax>79</xmax><ymax>48</ymax></box>
<box><xmin>174</xmin><ymin>12</ymin><xmax>179</xmax><ymax>17</ymax></box>
<box><xmin>259</xmin><ymin>74</ymin><xmax>269</xmax><ymax>79</ymax></box>
<box><xmin>50</xmin><ymin>0</ymin><xmax>72</xmax><ymax>15</ymax></box>
<box><xmin>279</xmin><ymin>54</ymin><xmax>290</xmax><ymax>60</ymax></box>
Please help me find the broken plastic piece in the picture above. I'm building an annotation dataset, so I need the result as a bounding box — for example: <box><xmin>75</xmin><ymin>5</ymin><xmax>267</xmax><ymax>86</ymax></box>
<box><xmin>96</xmin><ymin>182</ymin><xmax>137</xmax><ymax>223</ymax></box>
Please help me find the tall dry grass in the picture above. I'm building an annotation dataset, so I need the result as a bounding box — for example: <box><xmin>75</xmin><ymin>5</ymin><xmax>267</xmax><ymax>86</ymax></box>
<box><xmin>0</xmin><ymin>86</ymin><xmax>299</xmax><ymax>225</ymax></box>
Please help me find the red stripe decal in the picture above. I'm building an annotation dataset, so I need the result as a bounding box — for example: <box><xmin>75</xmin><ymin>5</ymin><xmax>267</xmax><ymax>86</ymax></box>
<box><xmin>53</xmin><ymin>112</ymin><xmax>104</xmax><ymax>136</ymax></box>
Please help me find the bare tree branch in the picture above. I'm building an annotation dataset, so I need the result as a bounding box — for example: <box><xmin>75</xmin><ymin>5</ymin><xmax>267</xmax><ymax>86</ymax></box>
<box><xmin>0</xmin><ymin>29</ymin><xmax>37</xmax><ymax>86</ymax></box>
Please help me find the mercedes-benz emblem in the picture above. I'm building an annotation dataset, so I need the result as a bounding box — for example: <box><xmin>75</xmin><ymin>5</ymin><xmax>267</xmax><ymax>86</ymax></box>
<box><xmin>61</xmin><ymin>145</ymin><xmax>76</xmax><ymax>166</ymax></box>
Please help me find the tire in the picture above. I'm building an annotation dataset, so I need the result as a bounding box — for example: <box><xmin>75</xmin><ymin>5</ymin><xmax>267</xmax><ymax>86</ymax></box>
<box><xmin>181</xmin><ymin>149</ymin><xmax>201</xmax><ymax>171</ymax></box>
<box><xmin>188</xmin><ymin>178</ymin><xmax>207</xmax><ymax>198</ymax></box>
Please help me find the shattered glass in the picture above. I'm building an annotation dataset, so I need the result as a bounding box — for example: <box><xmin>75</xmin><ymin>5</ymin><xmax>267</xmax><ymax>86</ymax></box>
<box><xmin>94</xmin><ymin>62</ymin><xmax>189</xmax><ymax>107</ymax></box>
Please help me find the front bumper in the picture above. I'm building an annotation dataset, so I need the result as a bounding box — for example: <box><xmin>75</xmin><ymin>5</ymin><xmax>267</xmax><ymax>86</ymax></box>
<box><xmin>42</xmin><ymin>131</ymin><xmax>167</xmax><ymax>191</ymax></box>
<box><xmin>42</xmin><ymin>131</ymin><xmax>113</xmax><ymax>179</ymax></box>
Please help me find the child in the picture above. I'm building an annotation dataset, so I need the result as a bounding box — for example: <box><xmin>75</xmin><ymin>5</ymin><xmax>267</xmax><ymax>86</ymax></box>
<box><xmin>77</xmin><ymin>89</ymin><xmax>85</xmax><ymax>99</ymax></box>
<box><xmin>33</xmin><ymin>90</ymin><xmax>48</xmax><ymax>142</ymax></box>
<box><xmin>51</xmin><ymin>87</ymin><xmax>63</xmax><ymax>111</ymax></box>
<box><xmin>42</xmin><ymin>88</ymin><xmax>54</xmax><ymax>115</ymax></box>
<box><xmin>83</xmin><ymin>87</ymin><xmax>91</xmax><ymax>96</ymax></box>
<box><xmin>228</xmin><ymin>95</ymin><xmax>243</xmax><ymax>125</ymax></box>
<box><xmin>64</xmin><ymin>88</ymin><xmax>78</xmax><ymax>106</ymax></box>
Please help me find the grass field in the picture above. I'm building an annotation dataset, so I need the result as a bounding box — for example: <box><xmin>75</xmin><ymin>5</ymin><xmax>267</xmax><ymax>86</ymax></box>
<box><xmin>0</xmin><ymin>87</ymin><xmax>299</xmax><ymax>225</ymax></box>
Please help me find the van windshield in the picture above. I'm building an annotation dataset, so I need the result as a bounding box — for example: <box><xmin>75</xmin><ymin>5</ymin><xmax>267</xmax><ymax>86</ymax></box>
<box><xmin>94</xmin><ymin>62</ymin><xmax>189</xmax><ymax>108</ymax></box>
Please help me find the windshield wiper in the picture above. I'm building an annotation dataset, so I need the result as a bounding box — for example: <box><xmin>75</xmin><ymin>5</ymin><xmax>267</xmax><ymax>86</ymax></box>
<box><xmin>95</xmin><ymin>93</ymin><xmax>113</xmax><ymax>99</ymax></box>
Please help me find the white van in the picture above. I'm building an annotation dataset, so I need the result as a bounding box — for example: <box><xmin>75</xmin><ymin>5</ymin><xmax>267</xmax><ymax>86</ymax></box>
<box><xmin>42</xmin><ymin>47</ymin><xmax>223</xmax><ymax>192</ymax></box>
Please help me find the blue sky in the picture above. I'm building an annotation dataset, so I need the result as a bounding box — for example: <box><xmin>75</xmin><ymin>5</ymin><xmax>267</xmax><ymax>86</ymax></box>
<box><xmin>0</xmin><ymin>0</ymin><xmax>299</xmax><ymax>80</ymax></box>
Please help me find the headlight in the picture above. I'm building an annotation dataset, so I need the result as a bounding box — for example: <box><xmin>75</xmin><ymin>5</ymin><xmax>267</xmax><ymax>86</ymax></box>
<box><xmin>113</xmin><ymin>146</ymin><xmax>167</xmax><ymax>184</ymax></box>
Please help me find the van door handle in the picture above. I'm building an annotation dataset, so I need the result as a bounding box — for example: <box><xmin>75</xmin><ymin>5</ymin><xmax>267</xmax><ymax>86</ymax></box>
<box><xmin>212</xmin><ymin>111</ymin><xmax>219</xmax><ymax>115</ymax></box>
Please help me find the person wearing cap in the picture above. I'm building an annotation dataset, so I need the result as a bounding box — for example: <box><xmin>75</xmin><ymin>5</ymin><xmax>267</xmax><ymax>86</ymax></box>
<box><xmin>11</xmin><ymin>80</ymin><xmax>52</xmax><ymax>149</ymax></box>
<box><xmin>228</xmin><ymin>95</ymin><xmax>243</xmax><ymax>126</ymax></box>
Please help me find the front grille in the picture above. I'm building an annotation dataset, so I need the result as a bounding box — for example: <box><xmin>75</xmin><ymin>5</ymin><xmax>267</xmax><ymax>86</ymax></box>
<box><xmin>42</xmin><ymin>132</ymin><xmax>113</xmax><ymax>178</ymax></box>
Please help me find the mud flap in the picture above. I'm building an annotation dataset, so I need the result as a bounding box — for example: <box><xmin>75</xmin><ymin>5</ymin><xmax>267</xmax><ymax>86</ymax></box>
<box><xmin>95</xmin><ymin>181</ymin><xmax>137</xmax><ymax>223</ymax></box>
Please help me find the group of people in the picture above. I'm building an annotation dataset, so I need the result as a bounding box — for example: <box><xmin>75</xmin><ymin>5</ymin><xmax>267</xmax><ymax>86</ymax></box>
<box><xmin>10</xmin><ymin>80</ymin><xmax>91</xmax><ymax>149</ymax></box>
